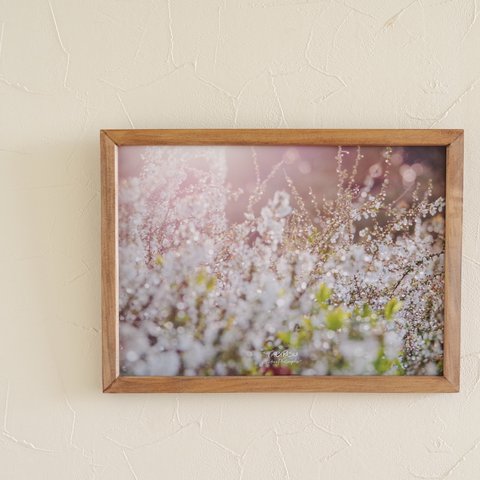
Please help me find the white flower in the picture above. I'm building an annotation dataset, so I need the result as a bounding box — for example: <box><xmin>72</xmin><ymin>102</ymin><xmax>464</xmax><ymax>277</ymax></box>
<box><xmin>118</xmin><ymin>146</ymin><xmax>445</xmax><ymax>376</ymax></box>
<box><xmin>146</xmin><ymin>351</ymin><xmax>180</xmax><ymax>375</ymax></box>
<box><xmin>271</xmin><ymin>191</ymin><xmax>292</xmax><ymax>218</ymax></box>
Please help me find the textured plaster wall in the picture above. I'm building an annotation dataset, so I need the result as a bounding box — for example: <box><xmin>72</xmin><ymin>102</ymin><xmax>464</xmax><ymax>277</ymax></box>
<box><xmin>0</xmin><ymin>0</ymin><xmax>479</xmax><ymax>478</ymax></box>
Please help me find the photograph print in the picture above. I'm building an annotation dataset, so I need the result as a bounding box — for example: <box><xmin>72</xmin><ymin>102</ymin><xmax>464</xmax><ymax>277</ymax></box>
<box><xmin>117</xmin><ymin>143</ymin><xmax>446</xmax><ymax>377</ymax></box>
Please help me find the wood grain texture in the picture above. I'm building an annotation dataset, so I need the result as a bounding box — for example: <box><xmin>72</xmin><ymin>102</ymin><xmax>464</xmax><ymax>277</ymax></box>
<box><xmin>105</xmin><ymin>376</ymin><xmax>458</xmax><ymax>393</ymax></box>
<box><xmin>443</xmin><ymin>133</ymin><xmax>464</xmax><ymax>391</ymax></box>
<box><xmin>101</xmin><ymin>129</ymin><xmax>463</xmax><ymax>393</ymax></box>
<box><xmin>101</xmin><ymin>131</ymin><xmax>119</xmax><ymax>390</ymax></box>
<box><xmin>103</xmin><ymin>129</ymin><xmax>463</xmax><ymax>147</ymax></box>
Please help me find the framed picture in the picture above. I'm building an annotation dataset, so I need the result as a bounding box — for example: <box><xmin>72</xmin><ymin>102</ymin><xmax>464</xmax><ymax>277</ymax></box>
<box><xmin>101</xmin><ymin>129</ymin><xmax>463</xmax><ymax>393</ymax></box>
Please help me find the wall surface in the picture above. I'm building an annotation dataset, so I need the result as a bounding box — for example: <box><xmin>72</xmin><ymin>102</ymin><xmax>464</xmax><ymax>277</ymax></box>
<box><xmin>0</xmin><ymin>0</ymin><xmax>479</xmax><ymax>478</ymax></box>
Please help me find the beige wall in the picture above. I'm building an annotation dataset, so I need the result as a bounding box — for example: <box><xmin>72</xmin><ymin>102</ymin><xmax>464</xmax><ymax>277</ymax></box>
<box><xmin>1</xmin><ymin>1</ymin><xmax>479</xmax><ymax>478</ymax></box>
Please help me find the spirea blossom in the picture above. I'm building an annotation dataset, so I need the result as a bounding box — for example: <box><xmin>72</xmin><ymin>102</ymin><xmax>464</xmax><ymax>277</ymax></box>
<box><xmin>118</xmin><ymin>146</ymin><xmax>445</xmax><ymax>376</ymax></box>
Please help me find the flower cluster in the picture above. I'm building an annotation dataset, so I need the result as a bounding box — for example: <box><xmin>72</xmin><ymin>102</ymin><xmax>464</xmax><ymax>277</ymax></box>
<box><xmin>118</xmin><ymin>146</ymin><xmax>445</xmax><ymax>376</ymax></box>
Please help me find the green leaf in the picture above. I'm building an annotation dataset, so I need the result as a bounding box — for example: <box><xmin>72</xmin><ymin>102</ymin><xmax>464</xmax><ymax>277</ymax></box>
<box><xmin>393</xmin><ymin>359</ymin><xmax>405</xmax><ymax>375</ymax></box>
<box><xmin>369</xmin><ymin>313</ymin><xmax>378</xmax><ymax>327</ymax></box>
<box><xmin>277</xmin><ymin>331</ymin><xmax>291</xmax><ymax>345</ymax></box>
<box><xmin>374</xmin><ymin>347</ymin><xmax>392</xmax><ymax>374</ymax></box>
<box><xmin>155</xmin><ymin>255</ymin><xmax>164</xmax><ymax>266</ymax></box>
<box><xmin>296</xmin><ymin>330</ymin><xmax>310</xmax><ymax>347</ymax></box>
<box><xmin>315</xmin><ymin>283</ymin><xmax>332</xmax><ymax>306</ymax></box>
<box><xmin>384</xmin><ymin>298</ymin><xmax>403</xmax><ymax>320</ymax></box>
<box><xmin>206</xmin><ymin>275</ymin><xmax>217</xmax><ymax>292</ymax></box>
<box><xmin>302</xmin><ymin>315</ymin><xmax>313</xmax><ymax>332</ymax></box>
<box><xmin>195</xmin><ymin>269</ymin><xmax>206</xmax><ymax>285</ymax></box>
<box><xmin>325</xmin><ymin>307</ymin><xmax>347</xmax><ymax>331</ymax></box>
<box><xmin>361</xmin><ymin>303</ymin><xmax>372</xmax><ymax>318</ymax></box>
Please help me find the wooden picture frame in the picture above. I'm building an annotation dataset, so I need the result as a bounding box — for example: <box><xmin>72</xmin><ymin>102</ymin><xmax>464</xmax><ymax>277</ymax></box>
<box><xmin>101</xmin><ymin>129</ymin><xmax>463</xmax><ymax>393</ymax></box>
